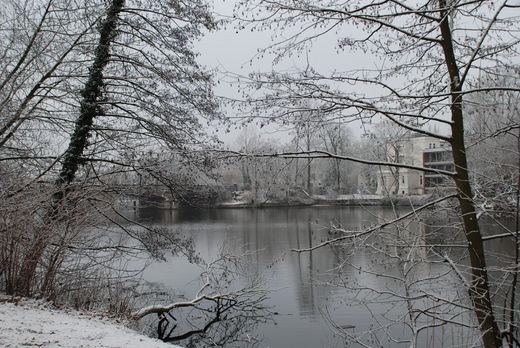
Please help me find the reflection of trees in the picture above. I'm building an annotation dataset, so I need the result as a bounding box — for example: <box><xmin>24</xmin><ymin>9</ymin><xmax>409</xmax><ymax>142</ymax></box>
<box><xmin>141</xmin><ymin>206</ymin><xmax>520</xmax><ymax>346</ymax></box>
<box><xmin>293</xmin><ymin>218</ymin><xmax>317</xmax><ymax>316</ymax></box>
<box><xmin>317</xmin><ymin>208</ymin><xmax>520</xmax><ymax>347</ymax></box>
<box><xmin>134</xmin><ymin>253</ymin><xmax>272</xmax><ymax>347</ymax></box>
<box><xmin>289</xmin><ymin>209</ymin><xmax>360</xmax><ymax>317</ymax></box>
<box><xmin>228</xmin><ymin>207</ymin><xmax>345</xmax><ymax>317</ymax></box>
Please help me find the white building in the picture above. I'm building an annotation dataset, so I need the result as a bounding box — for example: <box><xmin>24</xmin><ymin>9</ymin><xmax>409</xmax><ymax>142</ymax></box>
<box><xmin>376</xmin><ymin>134</ymin><xmax>452</xmax><ymax>196</ymax></box>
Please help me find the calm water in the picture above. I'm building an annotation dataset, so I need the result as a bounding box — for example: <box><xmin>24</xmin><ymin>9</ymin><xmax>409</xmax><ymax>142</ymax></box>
<box><xmin>129</xmin><ymin>206</ymin><xmax>515</xmax><ymax>347</ymax></box>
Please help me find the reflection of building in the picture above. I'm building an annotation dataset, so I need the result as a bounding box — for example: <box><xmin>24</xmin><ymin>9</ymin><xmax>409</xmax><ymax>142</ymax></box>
<box><xmin>376</xmin><ymin>134</ymin><xmax>453</xmax><ymax>196</ymax></box>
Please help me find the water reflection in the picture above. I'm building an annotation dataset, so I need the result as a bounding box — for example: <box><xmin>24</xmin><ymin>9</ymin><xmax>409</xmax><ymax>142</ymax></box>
<box><xmin>135</xmin><ymin>206</ymin><xmax>515</xmax><ymax>347</ymax></box>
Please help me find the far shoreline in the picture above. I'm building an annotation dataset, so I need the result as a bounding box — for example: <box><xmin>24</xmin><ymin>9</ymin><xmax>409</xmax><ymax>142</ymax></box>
<box><xmin>121</xmin><ymin>193</ymin><xmax>437</xmax><ymax>210</ymax></box>
<box><xmin>214</xmin><ymin>194</ymin><xmax>433</xmax><ymax>209</ymax></box>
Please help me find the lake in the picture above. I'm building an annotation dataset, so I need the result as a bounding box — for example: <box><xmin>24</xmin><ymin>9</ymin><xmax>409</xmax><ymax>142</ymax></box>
<box><xmin>129</xmin><ymin>205</ymin><xmax>515</xmax><ymax>347</ymax></box>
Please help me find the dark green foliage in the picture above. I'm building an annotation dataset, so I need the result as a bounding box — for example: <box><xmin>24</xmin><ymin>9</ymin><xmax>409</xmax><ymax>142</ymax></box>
<box><xmin>57</xmin><ymin>0</ymin><xmax>125</xmax><ymax>186</ymax></box>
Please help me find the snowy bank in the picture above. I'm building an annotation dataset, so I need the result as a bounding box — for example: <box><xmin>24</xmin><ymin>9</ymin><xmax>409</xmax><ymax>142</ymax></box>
<box><xmin>0</xmin><ymin>296</ymin><xmax>180</xmax><ymax>348</ymax></box>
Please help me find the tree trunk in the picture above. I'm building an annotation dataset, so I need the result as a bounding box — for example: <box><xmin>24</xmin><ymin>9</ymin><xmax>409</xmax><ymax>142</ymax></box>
<box><xmin>508</xmin><ymin>119</ymin><xmax>520</xmax><ymax>347</ymax></box>
<box><xmin>438</xmin><ymin>1</ymin><xmax>501</xmax><ymax>346</ymax></box>
<box><xmin>393</xmin><ymin>144</ymin><xmax>400</xmax><ymax>195</ymax></box>
<box><xmin>335</xmin><ymin>158</ymin><xmax>341</xmax><ymax>192</ymax></box>
<box><xmin>306</xmin><ymin>131</ymin><xmax>311</xmax><ymax>192</ymax></box>
<box><xmin>57</xmin><ymin>0</ymin><xmax>124</xmax><ymax>187</ymax></box>
<box><xmin>14</xmin><ymin>0</ymin><xmax>125</xmax><ymax>296</ymax></box>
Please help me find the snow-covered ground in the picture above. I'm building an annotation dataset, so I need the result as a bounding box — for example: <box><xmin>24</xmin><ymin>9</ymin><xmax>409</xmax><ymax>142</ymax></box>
<box><xmin>0</xmin><ymin>296</ymin><xmax>179</xmax><ymax>348</ymax></box>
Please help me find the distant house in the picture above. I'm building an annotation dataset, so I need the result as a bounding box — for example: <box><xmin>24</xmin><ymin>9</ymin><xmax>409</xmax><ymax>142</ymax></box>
<box><xmin>423</xmin><ymin>145</ymin><xmax>453</xmax><ymax>192</ymax></box>
<box><xmin>376</xmin><ymin>134</ymin><xmax>453</xmax><ymax>196</ymax></box>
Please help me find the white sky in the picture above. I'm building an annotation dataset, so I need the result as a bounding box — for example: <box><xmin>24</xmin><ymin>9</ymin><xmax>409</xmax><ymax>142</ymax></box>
<box><xmin>194</xmin><ymin>0</ymin><xmax>377</xmax><ymax>148</ymax></box>
<box><xmin>194</xmin><ymin>0</ymin><xmax>477</xmax><ymax>147</ymax></box>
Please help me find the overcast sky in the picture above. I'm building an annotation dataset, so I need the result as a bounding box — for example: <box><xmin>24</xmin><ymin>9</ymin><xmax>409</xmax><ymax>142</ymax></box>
<box><xmin>193</xmin><ymin>0</ymin><xmax>376</xmax><ymax>147</ymax></box>
<box><xmin>193</xmin><ymin>0</ymin><xmax>459</xmax><ymax>147</ymax></box>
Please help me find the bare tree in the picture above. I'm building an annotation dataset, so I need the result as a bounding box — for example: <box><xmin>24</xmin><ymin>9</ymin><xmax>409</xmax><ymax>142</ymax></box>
<box><xmin>233</xmin><ymin>1</ymin><xmax>520</xmax><ymax>347</ymax></box>
<box><xmin>317</xmin><ymin>122</ymin><xmax>351</xmax><ymax>192</ymax></box>
<box><xmin>465</xmin><ymin>67</ymin><xmax>520</xmax><ymax>347</ymax></box>
<box><xmin>371</xmin><ymin>120</ymin><xmax>410</xmax><ymax>197</ymax></box>
<box><xmin>0</xmin><ymin>0</ymin><xmax>95</xmax><ymax>174</ymax></box>
<box><xmin>1</xmin><ymin>0</ymin><xmax>220</xmax><ymax>302</ymax></box>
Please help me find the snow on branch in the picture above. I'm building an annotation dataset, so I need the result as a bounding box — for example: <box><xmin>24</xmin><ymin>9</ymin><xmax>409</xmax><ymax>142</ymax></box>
<box><xmin>292</xmin><ymin>193</ymin><xmax>457</xmax><ymax>252</ymax></box>
<box><xmin>212</xmin><ymin>149</ymin><xmax>456</xmax><ymax>177</ymax></box>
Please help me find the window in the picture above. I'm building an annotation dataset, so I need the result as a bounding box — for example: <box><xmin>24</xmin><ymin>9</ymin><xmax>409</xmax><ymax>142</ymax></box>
<box><xmin>402</xmin><ymin>176</ymin><xmax>405</xmax><ymax>184</ymax></box>
<box><xmin>420</xmin><ymin>176</ymin><xmax>423</xmax><ymax>185</ymax></box>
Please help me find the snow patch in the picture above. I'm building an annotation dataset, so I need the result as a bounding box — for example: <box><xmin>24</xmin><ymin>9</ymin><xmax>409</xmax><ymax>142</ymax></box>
<box><xmin>0</xmin><ymin>296</ymin><xmax>180</xmax><ymax>348</ymax></box>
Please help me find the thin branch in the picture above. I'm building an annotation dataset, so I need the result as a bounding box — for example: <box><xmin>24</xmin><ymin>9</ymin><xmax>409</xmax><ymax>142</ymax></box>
<box><xmin>291</xmin><ymin>193</ymin><xmax>457</xmax><ymax>252</ymax></box>
<box><xmin>213</xmin><ymin>149</ymin><xmax>456</xmax><ymax>177</ymax></box>
<box><xmin>458</xmin><ymin>0</ymin><xmax>508</xmax><ymax>88</ymax></box>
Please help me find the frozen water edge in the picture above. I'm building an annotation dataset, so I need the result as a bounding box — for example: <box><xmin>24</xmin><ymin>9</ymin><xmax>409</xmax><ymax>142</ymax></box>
<box><xmin>0</xmin><ymin>295</ymin><xmax>180</xmax><ymax>348</ymax></box>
